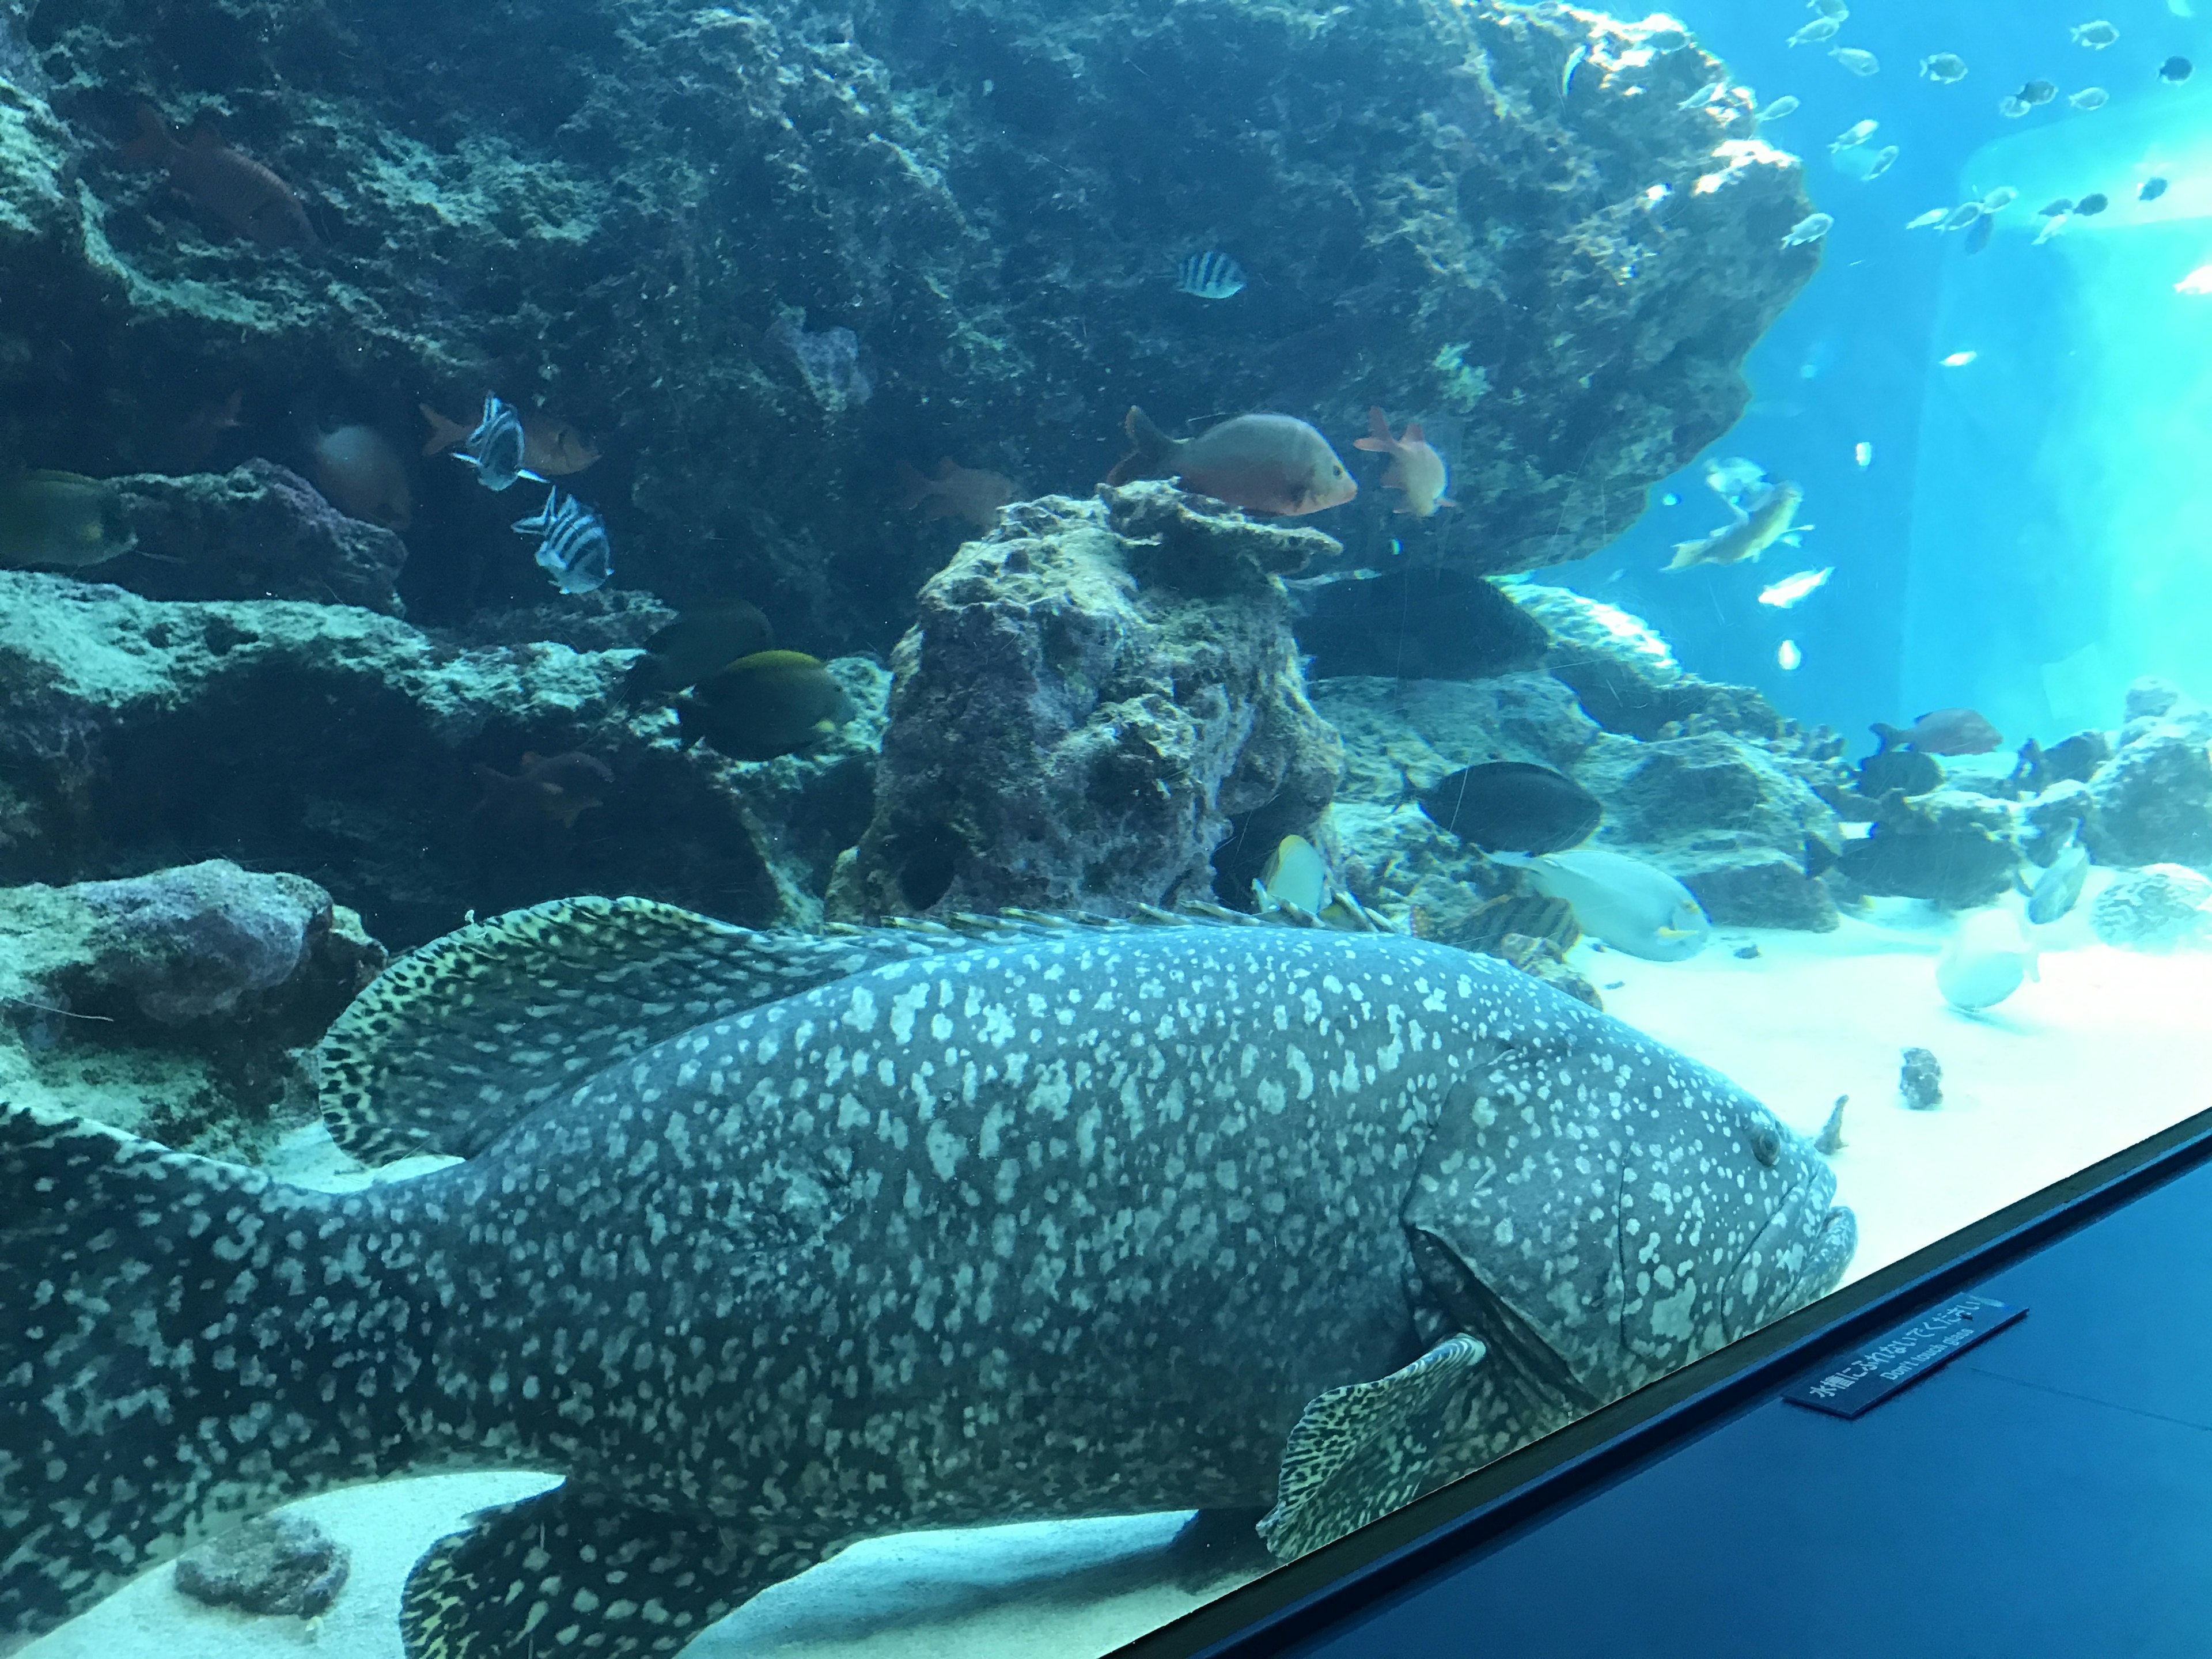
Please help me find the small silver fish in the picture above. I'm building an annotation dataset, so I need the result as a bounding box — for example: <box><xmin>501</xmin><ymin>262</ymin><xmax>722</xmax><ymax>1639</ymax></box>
<box><xmin>1862</xmin><ymin>145</ymin><xmax>1899</xmax><ymax>180</ymax></box>
<box><xmin>1677</xmin><ymin>79</ymin><xmax>1727</xmax><ymax>110</ymax></box>
<box><xmin>1831</xmin><ymin>47</ymin><xmax>1880</xmax><ymax>75</ymax></box>
<box><xmin>1562</xmin><ymin>42</ymin><xmax>1588</xmax><ymax>96</ymax></box>
<box><xmin>1980</xmin><ymin>185</ymin><xmax>2018</xmax><ymax>210</ymax></box>
<box><xmin>1782</xmin><ymin>212</ymin><xmax>1834</xmax><ymax>247</ymax></box>
<box><xmin>513</xmin><ymin>489</ymin><xmax>614</xmax><ymax>595</ymax></box>
<box><xmin>2038</xmin><ymin>197</ymin><xmax>2074</xmax><ymax>216</ymax></box>
<box><xmin>2068</xmin><ymin>86</ymin><xmax>2109</xmax><ymax>108</ymax></box>
<box><xmin>1830</xmin><ymin>118</ymin><xmax>1878</xmax><ymax>150</ymax></box>
<box><xmin>1788</xmin><ymin>16</ymin><xmax>1840</xmax><ymax>44</ymax></box>
<box><xmin>2070</xmin><ymin>19</ymin><xmax>2119</xmax><ymax>47</ymax></box>
<box><xmin>1939</xmin><ymin>201</ymin><xmax>1984</xmax><ymax>230</ymax></box>
<box><xmin>2020</xmin><ymin>79</ymin><xmax>2060</xmax><ymax>104</ymax></box>
<box><xmin>1175</xmin><ymin>251</ymin><xmax>1247</xmax><ymax>300</ymax></box>
<box><xmin>2139</xmin><ymin>175</ymin><xmax>2169</xmax><ymax>202</ymax></box>
<box><xmin>1919</xmin><ymin>53</ymin><xmax>1968</xmax><ymax>82</ymax></box>
<box><xmin>1809</xmin><ymin>0</ymin><xmax>1850</xmax><ymax>17</ymax></box>
<box><xmin>1906</xmin><ymin>207</ymin><xmax>1949</xmax><ymax>229</ymax></box>
<box><xmin>1757</xmin><ymin>94</ymin><xmax>1802</xmax><ymax>120</ymax></box>
<box><xmin>1758</xmin><ymin>566</ymin><xmax>1833</xmax><ymax>608</ymax></box>
<box><xmin>1999</xmin><ymin>95</ymin><xmax>2031</xmax><ymax>116</ymax></box>
<box><xmin>456</xmin><ymin>395</ymin><xmax>530</xmax><ymax>493</ymax></box>
<box><xmin>2034</xmin><ymin>211</ymin><xmax>2070</xmax><ymax>244</ymax></box>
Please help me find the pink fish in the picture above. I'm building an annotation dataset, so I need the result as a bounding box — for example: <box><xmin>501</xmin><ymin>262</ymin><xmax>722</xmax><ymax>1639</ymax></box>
<box><xmin>1352</xmin><ymin>407</ymin><xmax>1454</xmax><ymax>517</ymax></box>
<box><xmin>1105</xmin><ymin>407</ymin><xmax>1355</xmax><ymax>517</ymax></box>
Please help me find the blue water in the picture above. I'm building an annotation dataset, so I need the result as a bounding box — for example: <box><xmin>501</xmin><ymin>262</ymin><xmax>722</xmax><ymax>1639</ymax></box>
<box><xmin>1551</xmin><ymin>0</ymin><xmax>2203</xmax><ymax>751</ymax></box>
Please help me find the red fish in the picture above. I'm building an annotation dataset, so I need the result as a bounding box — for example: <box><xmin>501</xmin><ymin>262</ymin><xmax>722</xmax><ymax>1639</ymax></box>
<box><xmin>420</xmin><ymin>402</ymin><xmax>600</xmax><ymax>478</ymax></box>
<box><xmin>1353</xmin><ymin>407</ymin><xmax>1454</xmax><ymax>517</ymax></box>
<box><xmin>122</xmin><ymin>105</ymin><xmax>315</xmax><ymax>249</ymax></box>
<box><xmin>472</xmin><ymin>752</ymin><xmax>613</xmax><ymax>827</ymax></box>
<box><xmin>896</xmin><ymin>458</ymin><xmax>1016</xmax><ymax>529</ymax></box>
<box><xmin>1104</xmin><ymin>407</ymin><xmax>1355</xmax><ymax>517</ymax></box>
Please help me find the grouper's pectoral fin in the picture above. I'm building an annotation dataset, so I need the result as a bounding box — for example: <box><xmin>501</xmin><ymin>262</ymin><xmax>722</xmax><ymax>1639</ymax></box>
<box><xmin>1255</xmin><ymin>1334</ymin><xmax>1486</xmax><ymax>1562</ymax></box>
<box><xmin>401</xmin><ymin>1482</ymin><xmax>809</xmax><ymax>1659</ymax></box>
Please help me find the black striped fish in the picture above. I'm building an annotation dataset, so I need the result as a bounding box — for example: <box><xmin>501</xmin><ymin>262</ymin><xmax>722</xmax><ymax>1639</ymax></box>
<box><xmin>513</xmin><ymin>487</ymin><xmax>613</xmax><ymax>594</ymax></box>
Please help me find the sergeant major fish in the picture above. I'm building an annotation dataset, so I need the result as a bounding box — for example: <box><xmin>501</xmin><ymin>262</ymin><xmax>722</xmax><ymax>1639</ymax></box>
<box><xmin>0</xmin><ymin>901</ymin><xmax>1855</xmax><ymax>1656</ymax></box>
<box><xmin>444</xmin><ymin>394</ymin><xmax>531</xmax><ymax>491</ymax></box>
<box><xmin>513</xmin><ymin>488</ymin><xmax>613</xmax><ymax>594</ymax></box>
<box><xmin>421</xmin><ymin>399</ymin><xmax>599</xmax><ymax>482</ymax></box>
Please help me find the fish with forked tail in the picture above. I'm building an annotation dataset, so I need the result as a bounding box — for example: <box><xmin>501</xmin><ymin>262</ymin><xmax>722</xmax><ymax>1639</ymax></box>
<box><xmin>1667</xmin><ymin>479</ymin><xmax>1808</xmax><ymax>569</ymax></box>
<box><xmin>1105</xmin><ymin>406</ymin><xmax>1356</xmax><ymax>517</ymax></box>
<box><xmin>1353</xmin><ymin>407</ymin><xmax>1454</xmax><ymax>517</ymax></box>
<box><xmin>421</xmin><ymin>399</ymin><xmax>598</xmax><ymax>483</ymax></box>
<box><xmin>0</xmin><ymin>899</ymin><xmax>1853</xmax><ymax>1654</ymax></box>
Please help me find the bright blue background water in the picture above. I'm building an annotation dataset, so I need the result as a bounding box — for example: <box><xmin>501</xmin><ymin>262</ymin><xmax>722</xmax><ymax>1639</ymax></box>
<box><xmin>1544</xmin><ymin>0</ymin><xmax>2205</xmax><ymax>754</ymax></box>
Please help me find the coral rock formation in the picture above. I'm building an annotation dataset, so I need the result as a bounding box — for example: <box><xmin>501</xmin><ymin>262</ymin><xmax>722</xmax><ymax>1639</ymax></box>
<box><xmin>1313</xmin><ymin>581</ymin><xmax>1846</xmax><ymax>934</ymax></box>
<box><xmin>0</xmin><ymin>858</ymin><xmax>381</xmax><ymax>1153</ymax></box>
<box><xmin>5</xmin><ymin>0</ymin><xmax>1810</xmax><ymax>642</ymax></box>
<box><xmin>110</xmin><ymin>461</ymin><xmax>411</xmax><ymax>614</ymax></box>
<box><xmin>832</xmin><ymin>484</ymin><xmax>1342</xmax><ymax>916</ymax></box>
<box><xmin>0</xmin><ymin>571</ymin><xmax>882</xmax><ymax>949</ymax></box>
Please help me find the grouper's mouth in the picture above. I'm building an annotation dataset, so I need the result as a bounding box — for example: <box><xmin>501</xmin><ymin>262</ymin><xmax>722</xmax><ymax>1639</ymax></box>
<box><xmin>1721</xmin><ymin>1189</ymin><xmax>1859</xmax><ymax>1344</ymax></box>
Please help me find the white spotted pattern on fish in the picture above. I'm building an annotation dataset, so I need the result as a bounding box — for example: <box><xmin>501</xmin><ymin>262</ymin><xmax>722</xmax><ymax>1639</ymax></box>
<box><xmin>1</xmin><ymin>922</ymin><xmax>1853</xmax><ymax>1652</ymax></box>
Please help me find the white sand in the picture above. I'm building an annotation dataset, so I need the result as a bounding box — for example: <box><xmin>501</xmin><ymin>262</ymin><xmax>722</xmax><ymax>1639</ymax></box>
<box><xmin>22</xmin><ymin>896</ymin><xmax>2210</xmax><ymax>1659</ymax></box>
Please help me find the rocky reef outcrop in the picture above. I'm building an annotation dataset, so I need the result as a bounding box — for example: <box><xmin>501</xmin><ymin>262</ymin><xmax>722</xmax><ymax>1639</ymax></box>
<box><xmin>832</xmin><ymin>484</ymin><xmax>1341</xmax><ymax>916</ymax></box>
<box><xmin>112</xmin><ymin>460</ymin><xmax>410</xmax><ymax>613</ymax></box>
<box><xmin>5</xmin><ymin>0</ymin><xmax>1813</xmax><ymax>646</ymax></box>
<box><xmin>0</xmin><ymin>858</ymin><xmax>381</xmax><ymax>1154</ymax></box>
<box><xmin>0</xmin><ymin>570</ymin><xmax>884</xmax><ymax>949</ymax></box>
<box><xmin>1313</xmin><ymin>650</ymin><xmax>1845</xmax><ymax>935</ymax></box>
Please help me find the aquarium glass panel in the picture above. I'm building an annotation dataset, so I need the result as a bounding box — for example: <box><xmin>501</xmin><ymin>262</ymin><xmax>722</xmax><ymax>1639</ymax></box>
<box><xmin>2</xmin><ymin>0</ymin><xmax>2206</xmax><ymax>1650</ymax></box>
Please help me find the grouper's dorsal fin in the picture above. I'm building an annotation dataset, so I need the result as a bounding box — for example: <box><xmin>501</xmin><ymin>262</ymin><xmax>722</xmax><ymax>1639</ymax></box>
<box><xmin>401</xmin><ymin>1481</ymin><xmax>804</xmax><ymax>1658</ymax></box>
<box><xmin>1256</xmin><ymin>1334</ymin><xmax>1486</xmax><ymax>1562</ymax></box>
<box><xmin>317</xmin><ymin>896</ymin><xmax>967</xmax><ymax>1168</ymax></box>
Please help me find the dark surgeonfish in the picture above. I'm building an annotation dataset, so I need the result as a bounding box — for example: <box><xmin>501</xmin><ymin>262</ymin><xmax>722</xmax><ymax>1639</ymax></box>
<box><xmin>0</xmin><ymin>902</ymin><xmax>1854</xmax><ymax>1655</ymax></box>
<box><xmin>1418</xmin><ymin>761</ymin><xmax>1603</xmax><ymax>854</ymax></box>
<box><xmin>675</xmin><ymin>649</ymin><xmax>852</xmax><ymax>760</ymax></box>
<box><xmin>623</xmin><ymin>600</ymin><xmax>777</xmax><ymax>702</ymax></box>
<box><xmin>1105</xmin><ymin>406</ymin><xmax>1357</xmax><ymax>517</ymax></box>
<box><xmin>0</xmin><ymin>471</ymin><xmax>135</xmax><ymax>569</ymax></box>
<box><xmin>1858</xmin><ymin>740</ymin><xmax>1944</xmax><ymax>798</ymax></box>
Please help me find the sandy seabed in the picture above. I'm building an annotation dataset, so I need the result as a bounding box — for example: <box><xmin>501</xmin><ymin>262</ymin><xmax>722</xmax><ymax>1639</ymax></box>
<box><xmin>21</xmin><ymin>880</ymin><xmax>2212</xmax><ymax>1659</ymax></box>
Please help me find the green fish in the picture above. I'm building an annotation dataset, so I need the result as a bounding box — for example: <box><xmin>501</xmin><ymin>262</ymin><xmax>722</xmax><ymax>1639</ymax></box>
<box><xmin>0</xmin><ymin>471</ymin><xmax>135</xmax><ymax>569</ymax></box>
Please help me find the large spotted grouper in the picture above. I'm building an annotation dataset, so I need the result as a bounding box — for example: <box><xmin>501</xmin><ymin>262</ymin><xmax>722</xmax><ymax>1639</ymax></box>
<box><xmin>0</xmin><ymin>899</ymin><xmax>1855</xmax><ymax>1656</ymax></box>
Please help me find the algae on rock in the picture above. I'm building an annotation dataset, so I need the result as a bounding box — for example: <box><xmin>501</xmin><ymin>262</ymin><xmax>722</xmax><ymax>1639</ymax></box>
<box><xmin>833</xmin><ymin>484</ymin><xmax>1342</xmax><ymax>916</ymax></box>
<box><xmin>0</xmin><ymin>570</ymin><xmax>884</xmax><ymax>950</ymax></box>
<box><xmin>7</xmin><ymin>0</ymin><xmax>1812</xmax><ymax>644</ymax></box>
<box><xmin>0</xmin><ymin>859</ymin><xmax>382</xmax><ymax>1157</ymax></box>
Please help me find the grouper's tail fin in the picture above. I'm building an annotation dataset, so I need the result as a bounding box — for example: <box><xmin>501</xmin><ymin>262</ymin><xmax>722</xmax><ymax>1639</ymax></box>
<box><xmin>1103</xmin><ymin>404</ymin><xmax>1179</xmax><ymax>486</ymax></box>
<box><xmin>0</xmin><ymin>1104</ymin><xmax>399</xmax><ymax>1645</ymax></box>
